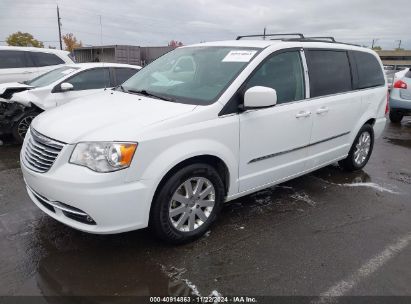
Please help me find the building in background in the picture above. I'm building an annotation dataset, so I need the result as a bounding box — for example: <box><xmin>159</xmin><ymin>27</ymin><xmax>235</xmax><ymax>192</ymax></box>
<box><xmin>73</xmin><ymin>45</ymin><xmax>174</xmax><ymax>66</ymax></box>
<box><xmin>376</xmin><ymin>50</ymin><xmax>411</xmax><ymax>70</ymax></box>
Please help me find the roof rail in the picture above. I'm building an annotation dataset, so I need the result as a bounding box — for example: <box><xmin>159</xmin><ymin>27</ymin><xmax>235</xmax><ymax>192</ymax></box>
<box><xmin>283</xmin><ymin>37</ymin><xmax>361</xmax><ymax>47</ymax></box>
<box><xmin>236</xmin><ymin>33</ymin><xmax>305</xmax><ymax>40</ymax></box>
<box><xmin>305</xmin><ymin>36</ymin><xmax>336</xmax><ymax>42</ymax></box>
<box><xmin>235</xmin><ymin>33</ymin><xmax>361</xmax><ymax>47</ymax></box>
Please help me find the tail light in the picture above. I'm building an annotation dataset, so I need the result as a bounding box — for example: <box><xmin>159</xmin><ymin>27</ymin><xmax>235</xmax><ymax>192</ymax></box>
<box><xmin>393</xmin><ymin>80</ymin><xmax>407</xmax><ymax>89</ymax></box>
<box><xmin>385</xmin><ymin>91</ymin><xmax>389</xmax><ymax>114</ymax></box>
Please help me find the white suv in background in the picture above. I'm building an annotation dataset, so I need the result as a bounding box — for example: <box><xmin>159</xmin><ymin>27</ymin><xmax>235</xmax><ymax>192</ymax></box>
<box><xmin>0</xmin><ymin>46</ymin><xmax>74</xmax><ymax>83</ymax></box>
<box><xmin>20</xmin><ymin>34</ymin><xmax>388</xmax><ymax>243</ymax></box>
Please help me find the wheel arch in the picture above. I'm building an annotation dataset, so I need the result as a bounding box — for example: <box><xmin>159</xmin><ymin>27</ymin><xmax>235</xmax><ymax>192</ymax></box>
<box><xmin>152</xmin><ymin>154</ymin><xmax>231</xmax><ymax>202</ymax></box>
<box><xmin>11</xmin><ymin>104</ymin><xmax>43</xmax><ymax>123</ymax></box>
<box><xmin>349</xmin><ymin>115</ymin><xmax>376</xmax><ymax>146</ymax></box>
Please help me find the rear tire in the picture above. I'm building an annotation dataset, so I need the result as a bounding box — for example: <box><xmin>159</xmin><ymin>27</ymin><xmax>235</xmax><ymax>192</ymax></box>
<box><xmin>389</xmin><ymin>111</ymin><xmax>403</xmax><ymax>123</ymax></box>
<box><xmin>12</xmin><ymin>110</ymin><xmax>39</xmax><ymax>144</ymax></box>
<box><xmin>339</xmin><ymin>124</ymin><xmax>374</xmax><ymax>172</ymax></box>
<box><xmin>150</xmin><ymin>163</ymin><xmax>225</xmax><ymax>244</ymax></box>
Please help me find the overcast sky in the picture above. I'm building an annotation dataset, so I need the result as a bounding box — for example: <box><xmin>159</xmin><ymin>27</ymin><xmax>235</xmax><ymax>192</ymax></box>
<box><xmin>0</xmin><ymin>0</ymin><xmax>409</xmax><ymax>50</ymax></box>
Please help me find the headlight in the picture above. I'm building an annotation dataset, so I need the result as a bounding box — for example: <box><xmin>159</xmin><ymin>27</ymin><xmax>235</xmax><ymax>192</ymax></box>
<box><xmin>70</xmin><ymin>142</ymin><xmax>137</xmax><ymax>172</ymax></box>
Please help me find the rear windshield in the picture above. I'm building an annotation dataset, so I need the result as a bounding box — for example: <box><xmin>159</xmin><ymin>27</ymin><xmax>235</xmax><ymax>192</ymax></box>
<box><xmin>27</xmin><ymin>66</ymin><xmax>79</xmax><ymax>87</ymax></box>
<box><xmin>405</xmin><ymin>70</ymin><xmax>411</xmax><ymax>78</ymax></box>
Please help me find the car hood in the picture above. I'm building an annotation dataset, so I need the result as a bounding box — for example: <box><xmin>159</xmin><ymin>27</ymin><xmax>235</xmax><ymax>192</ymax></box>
<box><xmin>31</xmin><ymin>90</ymin><xmax>197</xmax><ymax>143</ymax></box>
<box><xmin>11</xmin><ymin>87</ymin><xmax>53</xmax><ymax>109</ymax></box>
<box><xmin>0</xmin><ymin>82</ymin><xmax>33</xmax><ymax>101</ymax></box>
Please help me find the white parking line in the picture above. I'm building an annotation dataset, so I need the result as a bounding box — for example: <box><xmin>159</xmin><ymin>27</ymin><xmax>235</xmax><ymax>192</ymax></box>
<box><xmin>341</xmin><ymin>182</ymin><xmax>401</xmax><ymax>194</ymax></box>
<box><xmin>315</xmin><ymin>233</ymin><xmax>411</xmax><ymax>303</ymax></box>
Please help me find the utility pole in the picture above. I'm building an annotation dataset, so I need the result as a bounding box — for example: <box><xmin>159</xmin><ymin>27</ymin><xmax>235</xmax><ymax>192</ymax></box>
<box><xmin>263</xmin><ymin>27</ymin><xmax>266</xmax><ymax>40</ymax></box>
<box><xmin>99</xmin><ymin>15</ymin><xmax>103</xmax><ymax>61</ymax></box>
<box><xmin>371</xmin><ymin>38</ymin><xmax>379</xmax><ymax>49</ymax></box>
<box><xmin>57</xmin><ymin>5</ymin><xmax>62</xmax><ymax>50</ymax></box>
<box><xmin>397</xmin><ymin>40</ymin><xmax>402</xmax><ymax>50</ymax></box>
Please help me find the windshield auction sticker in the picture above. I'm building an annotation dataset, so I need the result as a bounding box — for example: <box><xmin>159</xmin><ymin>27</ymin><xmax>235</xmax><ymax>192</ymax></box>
<box><xmin>222</xmin><ymin>50</ymin><xmax>257</xmax><ymax>62</ymax></box>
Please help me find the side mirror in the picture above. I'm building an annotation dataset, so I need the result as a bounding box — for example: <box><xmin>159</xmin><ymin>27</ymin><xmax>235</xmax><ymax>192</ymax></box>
<box><xmin>60</xmin><ymin>82</ymin><xmax>74</xmax><ymax>92</ymax></box>
<box><xmin>243</xmin><ymin>86</ymin><xmax>277</xmax><ymax>109</ymax></box>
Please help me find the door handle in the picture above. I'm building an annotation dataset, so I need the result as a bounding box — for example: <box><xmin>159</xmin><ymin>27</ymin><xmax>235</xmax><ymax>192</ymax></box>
<box><xmin>316</xmin><ymin>107</ymin><xmax>329</xmax><ymax>115</ymax></box>
<box><xmin>295</xmin><ymin>110</ymin><xmax>311</xmax><ymax>118</ymax></box>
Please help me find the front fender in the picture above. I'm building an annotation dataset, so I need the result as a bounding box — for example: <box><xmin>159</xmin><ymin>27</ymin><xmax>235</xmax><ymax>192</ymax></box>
<box><xmin>126</xmin><ymin>138</ymin><xmax>239</xmax><ymax>203</ymax></box>
<box><xmin>11</xmin><ymin>90</ymin><xmax>52</xmax><ymax>111</ymax></box>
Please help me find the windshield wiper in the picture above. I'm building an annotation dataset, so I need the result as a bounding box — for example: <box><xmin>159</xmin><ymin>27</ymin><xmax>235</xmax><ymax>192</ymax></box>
<box><xmin>115</xmin><ymin>85</ymin><xmax>128</xmax><ymax>92</ymax></box>
<box><xmin>127</xmin><ymin>89</ymin><xmax>174</xmax><ymax>102</ymax></box>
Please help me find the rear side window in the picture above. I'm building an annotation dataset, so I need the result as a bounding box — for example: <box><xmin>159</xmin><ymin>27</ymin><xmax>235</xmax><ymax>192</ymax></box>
<box><xmin>114</xmin><ymin>68</ymin><xmax>138</xmax><ymax>85</ymax></box>
<box><xmin>306</xmin><ymin>50</ymin><xmax>352</xmax><ymax>97</ymax></box>
<box><xmin>352</xmin><ymin>51</ymin><xmax>384</xmax><ymax>89</ymax></box>
<box><xmin>0</xmin><ymin>50</ymin><xmax>30</xmax><ymax>69</ymax></box>
<box><xmin>32</xmin><ymin>52</ymin><xmax>65</xmax><ymax>67</ymax></box>
<box><xmin>66</xmin><ymin>68</ymin><xmax>110</xmax><ymax>91</ymax></box>
<box><xmin>245</xmin><ymin>51</ymin><xmax>305</xmax><ymax>104</ymax></box>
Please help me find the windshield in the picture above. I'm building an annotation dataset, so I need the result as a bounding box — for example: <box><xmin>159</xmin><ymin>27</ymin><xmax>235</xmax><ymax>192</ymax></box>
<box><xmin>122</xmin><ymin>47</ymin><xmax>260</xmax><ymax>105</ymax></box>
<box><xmin>27</xmin><ymin>66</ymin><xmax>79</xmax><ymax>87</ymax></box>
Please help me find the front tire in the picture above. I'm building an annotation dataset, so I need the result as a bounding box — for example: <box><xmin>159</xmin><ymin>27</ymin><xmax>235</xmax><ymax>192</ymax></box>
<box><xmin>339</xmin><ymin>124</ymin><xmax>374</xmax><ymax>172</ymax></box>
<box><xmin>150</xmin><ymin>163</ymin><xmax>225</xmax><ymax>244</ymax></box>
<box><xmin>389</xmin><ymin>111</ymin><xmax>403</xmax><ymax>123</ymax></box>
<box><xmin>12</xmin><ymin>110</ymin><xmax>39</xmax><ymax>143</ymax></box>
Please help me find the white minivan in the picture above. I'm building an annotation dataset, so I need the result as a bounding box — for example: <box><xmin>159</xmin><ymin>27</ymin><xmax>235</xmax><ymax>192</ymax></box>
<box><xmin>0</xmin><ymin>46</ymin><xmax>74</xmax><ymax>83</ymax></box>
<box><xmin>20</xmin><ymin>34</ymin><xmax>387</xmax><ymax>243</ymax></box>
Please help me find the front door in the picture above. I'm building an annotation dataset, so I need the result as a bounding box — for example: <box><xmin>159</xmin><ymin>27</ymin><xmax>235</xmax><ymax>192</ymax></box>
<box><xmin>53</xmin><ymin>68</ymin><xmax>111</xmax><ymax>106</ymax></box>
<box><xmin>239</xmin><ymin>50</ymin><xmax>313</xmax><ymax>192</ymax></box>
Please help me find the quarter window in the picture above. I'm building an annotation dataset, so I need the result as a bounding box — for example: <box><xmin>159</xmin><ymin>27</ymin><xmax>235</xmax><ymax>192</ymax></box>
<box><xmin>32</xmin><ymin>52</ymin><xmax>65</xmax><ymax>66</ymax></box>
<box><xmin>66</xmin><ymin>68</ymin><xmax>110</xmax><ymax>91</ymax></box>
<box><xmin>352</xmin><ymin>51</ymin><xmax>385</xmax><ymax>88</ymax></box>
<box><xmin>306</xmin><ymin>50</ymin><xmax>352</xmax><ymax>97</ymax></box>
<box><xmin>246</xmin><ymin>51</ymin><xmax>305</xmax><ymax>104</ymax></box>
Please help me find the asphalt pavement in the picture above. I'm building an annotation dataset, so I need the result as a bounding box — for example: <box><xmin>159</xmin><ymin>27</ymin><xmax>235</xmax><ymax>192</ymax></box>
<box><xmin>0</xmin><ymin>119</ymin><xmax>410</xmax><ymax>301</ymax></box>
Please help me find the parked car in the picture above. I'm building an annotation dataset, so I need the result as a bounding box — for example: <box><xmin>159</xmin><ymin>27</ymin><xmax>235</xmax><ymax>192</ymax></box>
<box><xmin>20</xmin><ymin>35</ymin><xmax>387</xmax><ymax>243</ymax></box>
<box><xmin>0</xmin><ymin>63</ymin><xmax>140</xmax><ymax>142</ymax></box>
<box><xmin>389</xmin><ymin>68</ymin><xmax>411</xmax><ymax>123</ymax></box>
<box><xmin>0</xmin><ymin>46</ymin><xmax>74</xmax><ymax>84</ymax></box>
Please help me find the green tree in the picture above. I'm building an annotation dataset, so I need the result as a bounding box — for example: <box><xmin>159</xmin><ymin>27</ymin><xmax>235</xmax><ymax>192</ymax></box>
<box><xmin>6</xmin><ymin>31</ymin><xmax>44</xmax><ymax>48</ymax></box>
<box><xmin>372</xmin><ymin>46</ymin><xmax>382</xmax><ymax>51</ymax></box>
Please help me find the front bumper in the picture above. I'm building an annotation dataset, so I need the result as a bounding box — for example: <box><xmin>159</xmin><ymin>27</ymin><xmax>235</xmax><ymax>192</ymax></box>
<box><xmin>20</xmin><ymin>143</ymin><xmax>154</xmax><ymax>234</ymax></box>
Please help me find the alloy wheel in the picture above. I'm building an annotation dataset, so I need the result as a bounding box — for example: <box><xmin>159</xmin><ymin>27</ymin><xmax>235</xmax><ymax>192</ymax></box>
<box><xmin>169</xmin><ymin>177</ymin><xmax>215</xmax><ymax>232</ymax></box>
<box><xmin>353</xmin><ymin>131</ymin><xmax>371</xmax><ymax>166</ymax></box>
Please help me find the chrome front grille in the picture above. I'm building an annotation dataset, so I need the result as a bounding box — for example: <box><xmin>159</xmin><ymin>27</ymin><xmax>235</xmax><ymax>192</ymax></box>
<box><xmin>23</xmin><ymin>129</ymin><xmax>65</xmax><ymax>173</ymax></box>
